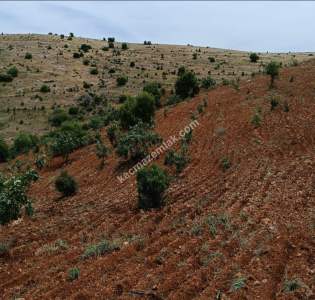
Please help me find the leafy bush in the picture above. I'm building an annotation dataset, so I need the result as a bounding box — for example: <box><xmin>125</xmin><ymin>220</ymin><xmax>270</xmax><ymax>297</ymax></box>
<box><xmin>6</xmin><ymin>66</ymin><xmax>18</xmax><ymax>77</ymax></box>
<box><xmin>82</xmin><ymin>239</ymin><xmax>119</xmax><ymax>259</ymax></box>
<box><xmin>208</xmin><ymin>56</ymin><xmax>215</xmax><ymax>63</ymax></box>
<box><xmin>0</xmin><ymin>169</ymin><xmax>38</xmax><ymax>225</ymax></box>
<box><xmin>265</xmin><ymin>61</ymin><xmax>280</xmax><ymax>87</ymax></box>
<box><xmin>80</xmin><ymin>44</ymin><xmax>92</xmax><ymax>53</ymax></box>
<box><xmin>0</xmin><ymin>137</ymin><xmax>9</xmax><ymax>162</ymax></box>
<box><xmin>95</xmin><ymin>138</ymin><xmax>109</xmax><ymax>169</ymax></box>
<box><xmin>119</xmin><ymin>92</ymin><xmax>155</xmax><ymax>129</ymax></box>
<box><xmin>108</xmin><ymin>37</ymin><xmax>115</xmax><ymax>42</ymax></box>
<box><xmin>90</xmin><ymin>68</ymin><xmax>98</xmax><ymax>75</ymax></box>
<box><xmin>0</xmin><ymin>73</ymin><xmax>13</xmax><ymax>82</ymax></box>
<box><xmin>175</xmin><ymin>70</ymin><xmax>199</xmax><ymax>99</ymax></box>
<box><xmin>121</xmin><ymin>42</ymin><xmax>128</xmax><ymax>50</ymax></box>
<box><xmin>48</xmin><ymin>121</ymin><xmax>89</xmax><ymax>162</ymax></box>
<box><xmin>143</xmin><ymin>82</ymin><xmax>162</xmax><ymax>107</ymax></box>
<box><xmin>40</xmin><ymin>84</ymin><xmax>50</xmax><ymax>93</ymax></box>
<box><xmin>68</xmin><ymin>106</ymin><xmax>79</xmax><ymax>115</ymax></box>
<box><xmin>116</xmin><ymin>123</ymin><xmax>161</xmax><ymax>161</ymax></box>
<box><xmin>106</xmin><ymin>121</ymin><xmax>121</xmax><ymax>146</ymax></box>
<box><xmin>73</xmin><ymin>52</ymin><xmax>80</xmax><ymax>59</ymax></box>
<box><xmin>24</xmin><ymin>52</ymin><xmax>32</xmax><ymax>59</ymax></box>
<box><xmin>55</xmin><ymin>171</ymin><xmax>77</xmax><ymax>197</ymax></box>
<box><xmin>48</xmin><ymin>109</ymin><xmax>69</xmax><ymax>127</ymax></box>
<box><xmin>130</xmin><ymin>61</ymin><xmax>135</xmax><ymax>67</ymax></box>
<box><xmin>137</xmin><ymin>165</ymin><xmax>170</xmax><ymax>210</ymax></box>
<box><xmin>221</xmin><ymin>157</ymin><xmax>231</xmax><ymax>171</ymax></box>
<box><xmin>249</xmin><ymin>53</ymin><xmax>259</xmax><ymax>63</ymax></box>
<box><xmin>164</xmin><ymin>144</ymin><xmax>189</xmax><ymax>173</ymax></box>
<box><xmin>117</xmin><ymin>76</ymin><xmax>128</xmax><ymax>86</ymax></box>
<box><xmin>108</xmin><ymin>42</ymin><xmax>114</xmax><ymax>49</ymax></box>
<box><xmin>201</xmin><ymin>76</ymin><xmax>216</xmax><ymax>89</ymax></box>
<box><xmin>12</xmin><ymin>132</ymin><xmax>38</xmax><ymax>156</ymax></box>
<box><xmin>88</xmin><ymin>116</ymin><xmax>103</xmax><ymax>130</ymax></box>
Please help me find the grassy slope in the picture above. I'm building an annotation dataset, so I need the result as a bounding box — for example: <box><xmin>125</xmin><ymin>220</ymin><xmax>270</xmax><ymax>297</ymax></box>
<box><xmin>0</xmin><ymin>33</ymin><xmax>314</xmax><ymax>141</ymax></box>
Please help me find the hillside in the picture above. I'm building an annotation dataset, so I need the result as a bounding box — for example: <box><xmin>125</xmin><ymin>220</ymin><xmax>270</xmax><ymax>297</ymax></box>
<box><xmin>0</xmin><ymin>56</ymin><xmax>314</xmax><ymax>299</ymax></box>
<box><xmin>0</xmin><ymin>34</ymin><xmax>314</xmax><ymax>141</ymax></box>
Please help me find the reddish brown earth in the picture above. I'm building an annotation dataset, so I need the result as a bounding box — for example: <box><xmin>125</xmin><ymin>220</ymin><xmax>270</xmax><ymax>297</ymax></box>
<box><xmin>1</xmin><ymin>61</ymin><xmax>315</xmax><ymax>300</ymax></box>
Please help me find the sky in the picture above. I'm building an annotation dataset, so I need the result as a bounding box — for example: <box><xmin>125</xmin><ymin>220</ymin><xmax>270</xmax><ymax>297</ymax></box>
<box><xmin>0</xmin><ymin>1</ymin><xmax>314</xmax><ymax>52</ymax></box>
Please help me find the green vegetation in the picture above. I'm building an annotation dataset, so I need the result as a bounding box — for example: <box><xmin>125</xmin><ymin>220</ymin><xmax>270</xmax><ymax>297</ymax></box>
<box><xmin>265</xmin><ymin>61</ymin><xmax>280</xmax><ymax>88</ymax></box>
<box><xmin>175</xmin><ymin>69</ymin><xmax>199</xmax><ymax>99</ymax></box>
<box><xmin>6</xmin><ymin>66</ymin><xmax>18</xmax><ymax>77</ymax></box>
<box><xmin>82</xmin><ymin>239</ymin><xmax>119</xmax><ymax>259</ymax></box>
<box><xmin>0</xmin><ymin>169</ymin><xmax>38</xmax><ymax>225</ymax></box>
<box><xmin>40</xmin><ymin>84</ymin><xmax>51</xmax><ymax>93</ymax></box>
<box><xmin>55</xmin><ymin>171</ymin><xmax>78</xmax><ymax>197</ymax></box>
<box><xmin>136</xmin><ymin>165</ymin><xmax>170</xmax><ymax>210</ymax></box>
<box><xmin>143</xmin><ymin>82</ymin><xmax>163</xmax><ymax>107</ymax></box>
<box><xmin>24</xmin><ymin>52</ymin><xmax>32</xmax><ymax>59</ymax></box>
<box><xmin>12</xmin><ymin>132</ymin><xmax>38</xmax><ymax>156</ymax></box>
<box><xmin>201</xmin><ymin>76</ymin><xmax>216</xmax><ymax>89</ymax></box>
<box><xmin>116</xmin><ymin>122</ymin><xmax>161</xmax><ymax>161</ymax></box>
<box><xmin>0</xmin><ymin>137</ymin><xmax>9</xmax><ymax>162</ymax></box>
<box><xmin>121</xmin><ymin>42</ymin><xmax>128</xmax><ymax>50</ymax></box>
<box><xmin>68</xmin><ymin>268</ymin><xmax>80</xmax><ymax>281</ymax></box>
<box><xmin>117</xmin><ymin>76</ymin><xmax>128</xmax><ymax>86</ymax></box>
<box><xmin>249</xmin><ymin>53</ymin><xmax>259</xmax><ymax>63</ymax></box>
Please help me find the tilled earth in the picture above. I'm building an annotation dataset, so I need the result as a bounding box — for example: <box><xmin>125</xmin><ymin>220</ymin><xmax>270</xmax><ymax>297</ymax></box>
<box><xmin>0</xmin><ymin>60</ymin><xmax>314</xmax><ymax>299</ymax></box>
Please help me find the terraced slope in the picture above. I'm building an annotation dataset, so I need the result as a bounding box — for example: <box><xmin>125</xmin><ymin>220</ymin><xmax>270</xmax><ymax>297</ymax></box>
<box><xmin>0</xmin><ymin>59</ymin><xmax>314</xmax><ymax>299</ymax></box>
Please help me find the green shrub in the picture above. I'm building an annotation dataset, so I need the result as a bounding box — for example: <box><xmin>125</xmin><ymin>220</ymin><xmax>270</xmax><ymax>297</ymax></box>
<box><xmin>106</xmin><ymin>121</ymin><xmax>121</xmax><ymax>146</ymax></box>
<box><xmin>270</xmin><ymin>97</ymin><xmax>279</xmax><ymax>110</ymax></box>
<box><xmin>201</xmin><ymin>76</ymin><xmax>216</xmax><ymax>89</ymax></box>
<box><xmin>130</xmin><ymin>61</ymin><xmax>135</xmax><ymax>67</ymax></box>
<box><xmin>0</xmin><ymin>137</ymin><xmax>9</xmax><ymax>162</ymax></box>
<box><xmin>208</xmin><ymin>56</ymin><xmax>215</xmax><ymax>63</ymax></box>
<box><xmin>48</xmin><ymin>121</ymin><xmax>89</xmax><ymax>161</ymax></box>
<box><xmin>108</xmin><ymin>41</ymin><xmax>114</xmax><ymax>49</ymax></box>
<box><xmin>251</xmin><ymin>112</ymin><xmax>261</xmax><ymax>128</ymax></box>
<box><xmin>68</xmin><ymin>268</ymin><xmax>80</xmax><ymax>281</ymax></box>
<box><xmin>175</xmin><ymin>70</ymin><xmax>199</xmax><ymax>99</ymax></box>
<box><xmin>0</xmin><ymin>73</ymin><xmax>13</xmax><ymax>82</ymax></box>
<box><xmin>0</xmin><ymin>169</ymin><xmax>38</xmax><ymax>225</ymax></box>
<box><xmin>82</xmin><ymin>239</ymin><xmax>119</xmax><ymax>259</ymax></box>
<box><xmin>24</xmin><ymin>53</ymin><xmax>32</xmax><ymax>59</ymax></box>
<box><xmin>12</xmin><ymin>132</ymin><xmax>38</xmax><ymax>156</ymax></box>
<box><xmin>49</xmin><ymin>109</ymin><xmax>69</xmax><ymax>127</ymax></box>
<box><xmin>7</xmin><ymin>66</ymin><xmax>18</xmax><ymax>77</ymax></box>
<box><xmin>95</xmin><ymin>138</ymin><xmax>109</xmax><ymax>169</ymax></box>
<box><xmin>117</xmin><ymin>76</ymin><xmax>128</xmax><ymax>86</ymax></box>
<box><xmin>164</xmin><ymin>145</ymin><xmax>189</xmax><ymax>173</ymax></box>
<box><xmin>73</xmin><ymin>52</ymin><xmax>80</xmax><ymax>59</ymax></box>
<box><xmin>40</xmin><ymin>84</ymin><xmax>50</xmax><ymax>93</ymax></box>
<box><xmin>249</xmin><ymin>53</ymin><xmax>259</xmax><ymax>63</ymax></box>
<box><xmin>121</xmin><ymin>42</ymin><xmax>128</xmax><ymax>50</ymax></box>
<box><xmin>90</xmin><ymin>68</ymin><xmax>98</xmax><ymax>75</ymax></box>
<box><xmin>143</xmin><ymin>82</ymin><xmax>162</xmax><ymax>107</ymax></box>
<box><xmin>80</xmin><ymin>44</ymin><xmax>92</xmax><ymax>53</ymax></box>
<box><xmin>55</xmin><ymin>171</ymin><xmax>77</xmax><ymax>197</ymax></box>
<box><xmin>137</xmin><ymin>165</ymin><xmax>170</xmax><ymax>210</ymax></box>
<box><xmin>108</xmin><ymin>37</ymin><xmax>115</xmax><ymax>42</ymax></box>
<box><xmin>83</xmin><ymin>58</ymin><xmax>90</xmax><ymax>65</ymax></box>
<box><xmin>116</xmin><ymin>123</ymin><xmax>161</xmax><ymax>161</ymax></box>
<box><xmin>68</xmin><ymin>106</ymin><xmax>79</xmax><ymax>115</ymax></box>
<box><xmin>265</xmin><ymin>61</ymin><xmax>280</xmax><ymax>88</ymax></box>
<box><xmin>88</xmin><ymin>116</ymin><xmax>103</xmax><ymax>130</ymax></box>
<box><xmin>119</xmin><ymin>92</ymin><xmax>155</xmax><ymax>129</ymax></box>
<box><xmin>221</xmin><ymin>157</ymin><xmax>231</xmax><ymax>171</ymax></box>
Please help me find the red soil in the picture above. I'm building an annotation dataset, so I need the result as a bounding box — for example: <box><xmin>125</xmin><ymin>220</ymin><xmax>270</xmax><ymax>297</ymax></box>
<box><xmin>0</xmin><ymin>61</ymin><xmax>314</xmax><ymax>300</ymax></box>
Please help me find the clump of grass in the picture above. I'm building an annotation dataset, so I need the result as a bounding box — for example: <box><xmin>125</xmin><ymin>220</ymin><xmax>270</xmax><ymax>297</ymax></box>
<box><xmin>221</xmin><ymin>157</ymin><xmax>231</xmax><ymax>171</ymax></box>
<box><xmin>68</xmin><ymin>267</ymin><xmax>80</xmax><ymax>281</ymax></box>
<box><xmin>230</xmin><ymin>276</ymin><xmax>246</xmax><ymax>291</ymax></box>
<box><xmin>82</xmin><ymin>239</ymin><xmax>120</xmax><ymax>259</ymax></box>
<box><xmin>35</xmin><ymin>239</ymin><xmax>68</xmax><ymax>256</ymax></box>
<box><xmin>283</xmin><ymin>279</ymin><xmax>301</xmax><ymax>293</ymax></box>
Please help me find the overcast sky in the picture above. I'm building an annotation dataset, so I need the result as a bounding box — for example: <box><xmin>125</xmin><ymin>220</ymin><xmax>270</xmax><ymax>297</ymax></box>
<box><xmin>1</xmin><ymin>1</ymin><xmax>314</xmax><ymax>52</ymax></box>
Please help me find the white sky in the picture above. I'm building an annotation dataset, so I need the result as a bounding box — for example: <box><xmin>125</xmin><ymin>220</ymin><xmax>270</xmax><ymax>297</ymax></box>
<box><xmin>1</xmin><ymin>1</ymin><xmax>314</xmax><ymax>52</ymax></box>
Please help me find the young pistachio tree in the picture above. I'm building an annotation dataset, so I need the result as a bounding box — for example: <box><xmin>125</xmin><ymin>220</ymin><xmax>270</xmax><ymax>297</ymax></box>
<box><xmin>95</xmin><ymin>137</ymin><xmax>109</xmax><ymax>169</ymax></box>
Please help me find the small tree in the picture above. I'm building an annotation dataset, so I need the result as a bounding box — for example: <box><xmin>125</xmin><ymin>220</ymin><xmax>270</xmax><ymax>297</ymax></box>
<box><xmin>265</xmin><ymin>61</ymin><xmax>280</xmax><ymax>88</ymax></box>
<box><xmin>143</xmin><ymin>82</ymin><xmax>162</xmax><ymax>107</ymax></box>
<box><xmin>95</xmin><ymin>138</ymin><xmax>109</xmax><ymax>169</ymax></box>
<box><xmin>24</xmin><ymin>53</ymin><xmax>32</xmax><ymax>60</ymax></box>
<box><xmin>55</xmin><ymin>171</ymin><xmax>77</xmax><ymax>197</ymax></box>
<box><xmin>116</xmin><ymin>123</ymin><xmax>161</xmax><ymax>161</ymax></box>
<box><xmin>137</xmin><ymin>165</ymin><xmax>170</xmax><ymax>210</ymax></box>
<box><xmin>40</xmin><ymin>84</ymin><xmax>50</xmax><ymax>93</ymax></box>
<box><xmin>117</xmin><ymin>76</ymin><xmax>128</xmax><ymax>86</ymax></box>
<box><xmin>12</xmin><ymin>132</ymin><xmax>38</xmax><ymax>156</ymax></box>
<box><xmin>121</xmin><ymin>43</ymin><xmax>128</xmax><ymax>50</ymax></box>
<box><xmin>175</xmin><ymin>70</ymin><xmax>199</xmax><ymax>99</ymax></box>
<box><xmin>7</xmin><ymin>66</ymin><xmax>18</xmax><ymax>78</ymax></box>
<box><xmin>201</xmin><ymin>76</ymin><xmax>216</xmax><ymax>89</ymax></box>
<box><xmin>249</xmin><ymin>53</ymin><xmax>259</xmax><ymax>63</ymax></box>
<box><xmin>134</xmin><ymin>92</ymin><xmax>155</xmax><ymax>125</ymax></box>
<box><xmin>0</xmin><ymin>169</ymin><xmax>38</xmax><ymax>225</ymax></box>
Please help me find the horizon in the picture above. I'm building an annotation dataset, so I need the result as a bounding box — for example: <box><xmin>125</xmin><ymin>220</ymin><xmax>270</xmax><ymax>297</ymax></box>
<box><xmin>1</xmin><ymin>1</ymin><xmax>315</xmax><ymax>52</ymax></box>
